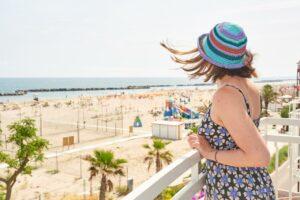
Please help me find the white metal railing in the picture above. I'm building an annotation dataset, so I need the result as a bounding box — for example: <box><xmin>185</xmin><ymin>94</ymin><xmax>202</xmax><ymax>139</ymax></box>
<box><xmin>261</xmin><ymin>117</ymin><xmax>300</xmax><ymax>200</ymax></box>
<box><xmin>123</xmin><ymin>150</ymin><xmax>205</xmax><ymax>200</ymax></box>
<box><xmin>123</xmin><ymin>117</ymin><xmax>300</xmax><ymax>200</ymax></box>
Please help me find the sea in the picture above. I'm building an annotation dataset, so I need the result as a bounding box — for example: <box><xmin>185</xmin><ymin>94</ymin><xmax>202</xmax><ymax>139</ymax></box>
<box><xmin>0</xmin><ymin>77</ymin><xmax>296</xmax><ymax>102</ymax></box>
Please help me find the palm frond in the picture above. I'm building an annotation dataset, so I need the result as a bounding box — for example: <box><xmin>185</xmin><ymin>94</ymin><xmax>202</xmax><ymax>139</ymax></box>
<box><xmin>114</xmin><ymin>168</ymin><xmax>126</xmax><ymax>177</ymax></box>
<box><xmin>82</xmin><ymin>154</ymin><xmax>92</xmax><ymax>161</ymax></box>
<box><xmin>107</xmin><ymin>179</ymin><xmax>113</xmax><ymax>192</ymax></box>
<box><xmin>164</xmin><ymin>141</ymin><xmax>172</xmax><ymax>146</ymax></box>
<box><xmin>153</xmin><ymin>139</ymin><xmax>165</xmax><ymax>150</ymax></box>
<box><xmin>103</xmin><ymin>168</ymin><xmax>114</xmax><ymax>175</ymax></box>
<box><xmin>88</xmin><ymin>166</ymin><xmax>99</xmax><ymax>180</ymax></box>
<box><xmin>147</xmin><ymin>150</ymin><xmax>155</xmax><ymax>156</ymax></box>
<box><xmin>147</xmin><ymin>159</ymin><xmax>153</xmax><ymax>171</ymax></box>
<box><xmin>94</xmin><ymin>150</ymin><xmax>114</xmax><ymax>166</ymax></box>
<box><xmin>142</xmin><ymin>144</ymin><xmax>151</xmax><ymax>149</ymax></box>
<box><xmin>160</xmin><ymin>151</ymin><xmax>173</xmax><ymax>165</ymax></box>
<box><xmin>115</xmin><ymin>158</ymin><xmax>127</xmax><ymax>165</ymax></box>
<box><xmin>144</xmin><ymin>156</ymin><xmax>153</xmax><ymax>163</ymax></box>
<box><xmin>161</xmin><ymin>151</ymin><xmax>173</xmax><ymax>158</ymax></box>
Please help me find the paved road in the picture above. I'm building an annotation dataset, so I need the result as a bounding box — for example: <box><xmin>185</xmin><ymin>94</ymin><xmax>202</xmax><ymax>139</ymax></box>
<box><xmin>0</xmin><ymin>133</ymin><xmax>152</xmax><ymax>169</ymax></box>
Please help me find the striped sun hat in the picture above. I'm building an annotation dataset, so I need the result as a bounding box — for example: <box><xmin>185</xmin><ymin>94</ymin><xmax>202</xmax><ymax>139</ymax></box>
<box><xmin>197</xmin><ymin>22</ymin><xmax>248</xmax><ymax>69</ymax></box>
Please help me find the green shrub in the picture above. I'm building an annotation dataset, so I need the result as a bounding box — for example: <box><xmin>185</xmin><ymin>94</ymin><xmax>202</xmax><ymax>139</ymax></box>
<box><xmin>268</xmin><ymin>145</ymin><xmax>288</xmax><ymax>173</ymax></box>
<box><xmin>280</xmin><ymin>106</ymin><xmax>290</xmax><ymax>118</ymax></box>
<box><xmin>190</xmin><ymin>125</ymin><xmax>199</xmax><ymax>134</ymax></box>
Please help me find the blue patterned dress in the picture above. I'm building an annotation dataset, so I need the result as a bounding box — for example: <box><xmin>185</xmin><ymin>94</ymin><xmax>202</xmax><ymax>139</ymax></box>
<box><xmin>198</xmin><ymin>84</ymin><xmax>276</xmax><ymax>200</ymax></box>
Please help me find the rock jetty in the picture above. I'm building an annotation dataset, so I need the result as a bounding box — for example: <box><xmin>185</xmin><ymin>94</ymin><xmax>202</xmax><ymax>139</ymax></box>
<box><xmin>0</xmin><ymin>83</ymin><xmax>213</xmax><ymax>97</ymax></box>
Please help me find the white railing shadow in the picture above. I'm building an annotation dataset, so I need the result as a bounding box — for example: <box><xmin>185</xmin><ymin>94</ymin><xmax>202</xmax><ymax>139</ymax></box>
<box><xmin>123</xmin><ymin>117</ymin><xmax>300</xmax><ymax>200</ymax></box>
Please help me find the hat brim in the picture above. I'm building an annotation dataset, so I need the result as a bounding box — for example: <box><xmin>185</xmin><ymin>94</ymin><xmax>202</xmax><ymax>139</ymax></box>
<box><xmin>197</xmin><ymin>33</ymin><xmax>247</xmax><ymax>69</ymax></box>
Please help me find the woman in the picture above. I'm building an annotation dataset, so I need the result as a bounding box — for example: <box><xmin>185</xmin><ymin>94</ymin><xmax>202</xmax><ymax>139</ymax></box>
<box><xmin>161</xmin><ymin>22</ymin><xmax>275</xmax><ymax>199</ymax></box>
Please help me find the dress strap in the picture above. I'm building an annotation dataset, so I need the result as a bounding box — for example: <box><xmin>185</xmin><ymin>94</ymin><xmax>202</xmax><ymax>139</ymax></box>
<box><xmin>223</xmin><ymin>84</ymin><xmax>251</xmax><ymax>116</ymax></box>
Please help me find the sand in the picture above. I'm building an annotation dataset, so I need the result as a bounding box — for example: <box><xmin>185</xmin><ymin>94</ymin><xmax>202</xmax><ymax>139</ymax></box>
<box><xmin>0</xmin><ymin>87</ymin><xmax>212</xmax><ymax>200</ymax></box>
<box><xmin>0</xmin><ymin>83</ymin><xmax>294</xmax><ymax>200</ymax></box>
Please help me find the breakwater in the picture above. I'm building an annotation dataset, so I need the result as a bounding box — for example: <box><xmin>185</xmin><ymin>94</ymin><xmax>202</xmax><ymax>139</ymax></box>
<box><xmin>0</xmin><ymin>85</ymin><xmax>151</xmax><ymax>96</ymax></box>
<box><xmin>0</xmin><ymin>83</ymin><xmax>216</xmax><ymax>97</ymax></box>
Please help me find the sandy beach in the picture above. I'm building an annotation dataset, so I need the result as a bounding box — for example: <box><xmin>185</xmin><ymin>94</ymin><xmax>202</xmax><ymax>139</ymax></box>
<box><xmin>0</xmin><ymin>87</ymin><xmax>214</xmax><ymax>200</ymax></box>
<box><xmin>0</xmin><ymin>83</ymin><xmax>294</xmax><ymax>200</ymax></box>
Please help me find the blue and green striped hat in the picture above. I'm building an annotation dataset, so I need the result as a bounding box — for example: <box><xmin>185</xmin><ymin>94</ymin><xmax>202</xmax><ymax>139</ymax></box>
<box><xmin>197</xmin><ymin>22</ymin><xmax>248</xmax><ymax>69</ymax></box>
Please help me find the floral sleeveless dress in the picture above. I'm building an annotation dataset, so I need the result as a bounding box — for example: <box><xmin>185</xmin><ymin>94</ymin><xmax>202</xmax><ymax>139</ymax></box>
<box><xmin>198</xmin><ymin>84</ymin><xmax>276</xmax><ymax>200</ymax></box>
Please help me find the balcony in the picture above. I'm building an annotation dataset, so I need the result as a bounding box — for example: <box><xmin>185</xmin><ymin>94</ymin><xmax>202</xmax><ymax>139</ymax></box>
<box><xmin>123</xmin><ymin>117</ymin><xmax>300</xmax><ymax>200</ymax></box>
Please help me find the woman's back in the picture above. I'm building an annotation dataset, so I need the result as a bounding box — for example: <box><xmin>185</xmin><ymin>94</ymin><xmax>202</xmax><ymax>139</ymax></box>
<box><xmin>198</xmin><ymin>83</ymin><xmax>275</xmax><ymax>199</ymax></box>
<box><xmin>199</xmin><ymin>82</ymin><xmax>261</xmax><ymax>150</ymax></box>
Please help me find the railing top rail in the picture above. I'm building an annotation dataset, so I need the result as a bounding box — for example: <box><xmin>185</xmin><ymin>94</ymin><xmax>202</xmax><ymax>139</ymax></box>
<box><xmin>263</xmin><ymin>134</ymin><xmax>300</xmax><ymax>144</ymax></box>
<box><xmin>123</xmin><ymin>150</ymin><xmax>202</xmax><ymax>200</ymax></box>
<box><xmin>260</xmin><ymin>117</ymin><xmax>300</xmax><ymax>127</ymax></box>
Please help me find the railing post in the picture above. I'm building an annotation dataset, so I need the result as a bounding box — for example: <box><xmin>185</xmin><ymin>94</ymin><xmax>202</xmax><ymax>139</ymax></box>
<box><xmin>191</xmin><ymin>163</ymin><xmax>200</xmax><ymax>183</ymax></box>
<box><xmin>289</xmin><ymin>142</ymin><xmax>293</xmax><ymax>200</ymax></box>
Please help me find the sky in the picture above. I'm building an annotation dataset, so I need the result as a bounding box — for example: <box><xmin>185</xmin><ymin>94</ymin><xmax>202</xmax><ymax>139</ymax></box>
<box><xmin>0</xmin><ymin>0</ymin><xmax>300</xmax><ymax>78</ymax></box>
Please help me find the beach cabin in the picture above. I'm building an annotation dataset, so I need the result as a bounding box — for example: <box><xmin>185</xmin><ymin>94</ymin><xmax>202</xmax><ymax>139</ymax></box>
<box><xmin>152</xmin><ymin>120</ymin><xmax>185</xmax><ymax>140</ymax></box>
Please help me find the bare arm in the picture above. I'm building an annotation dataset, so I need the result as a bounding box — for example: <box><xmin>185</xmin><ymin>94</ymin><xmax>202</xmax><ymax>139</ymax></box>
<box><xmin>188</xmin><ymin>87</ymin><xmax>270</xmax><ymax>167</ymax></box>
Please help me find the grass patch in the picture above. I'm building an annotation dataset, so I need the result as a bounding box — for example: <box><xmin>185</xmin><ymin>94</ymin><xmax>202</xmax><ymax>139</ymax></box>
<box><xmin>155</xmin><ymin>182</ymin><xmax>186</xmax><ymax>200</ymax></box>
<box><xmin>267</xmin><ymin>145</ymin><xmax>288</xmax><ymax>173</ymax></box>
<box><xmin>115</xmin><ymin>185</ymin><xmax>130</xmax><ymax>196</ymax></box>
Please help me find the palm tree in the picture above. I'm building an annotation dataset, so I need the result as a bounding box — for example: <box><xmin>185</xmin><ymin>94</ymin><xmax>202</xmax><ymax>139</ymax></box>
<box><xmin>262</xmin><ymin>84</ymin><xmax>278</xmax><ymax>114</ymax></box>
<box><xmin>143</xmin><ymin>138</ymin><xmax>173</xmax><ymax>173</ymax></box>
<box><xmin>84</xmin><ymin>150</ymin><xmax>127</xmax><ymax>200</ymax></box>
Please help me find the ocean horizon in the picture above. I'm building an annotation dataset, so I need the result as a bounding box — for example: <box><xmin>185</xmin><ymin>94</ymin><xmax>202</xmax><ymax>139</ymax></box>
<box><xmin>0</xmin><ymin>76</ymin><xmax>296</xmax><ymax>102</ymax></box>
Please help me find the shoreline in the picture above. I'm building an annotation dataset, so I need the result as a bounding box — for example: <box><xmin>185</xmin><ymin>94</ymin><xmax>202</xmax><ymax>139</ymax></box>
<box><xmin>0</xmin><ymin>78</ymin><xmax>295</xmax><ymax>98</ymax></box>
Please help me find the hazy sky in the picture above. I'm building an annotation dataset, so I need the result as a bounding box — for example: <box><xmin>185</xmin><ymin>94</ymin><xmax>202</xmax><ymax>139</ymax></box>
<box><xmin>0</xmin><ymin>0</ymin><xmax>300</xmax><ymax>78</ymax></box>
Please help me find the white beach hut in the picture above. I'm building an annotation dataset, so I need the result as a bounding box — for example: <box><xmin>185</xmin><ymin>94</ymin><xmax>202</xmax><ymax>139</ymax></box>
<box><xmin>152</xmin><ymin>120</ymin><xmax>185</xmax><ymax>140</ymax></box>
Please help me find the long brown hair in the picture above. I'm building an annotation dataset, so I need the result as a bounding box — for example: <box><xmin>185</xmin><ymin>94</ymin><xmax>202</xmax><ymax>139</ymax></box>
<box><xmin>161</xmin><ymin>41</ymin><xmax>257</xmax><ymax>83</ymax></box>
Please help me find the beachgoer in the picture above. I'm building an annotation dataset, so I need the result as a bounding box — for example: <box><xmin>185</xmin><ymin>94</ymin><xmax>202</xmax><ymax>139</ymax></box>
<box><xmin>162</xmin><ymin>22</ymin><xmax>275</xmax><ymax>199</ymax></box>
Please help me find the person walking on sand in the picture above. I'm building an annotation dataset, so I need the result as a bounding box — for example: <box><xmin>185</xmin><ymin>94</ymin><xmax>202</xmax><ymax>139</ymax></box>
<box><xmin>162</xmin><ymin>22</ymin><xmax>275</xmax><ymax>199</ymax></box>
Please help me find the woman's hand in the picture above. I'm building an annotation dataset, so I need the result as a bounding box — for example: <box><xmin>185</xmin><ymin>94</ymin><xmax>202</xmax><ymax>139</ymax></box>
<box><xmin>187</xmin><ymin>134</ymin><xmax>215</xmax><ymax>159</ymax></box>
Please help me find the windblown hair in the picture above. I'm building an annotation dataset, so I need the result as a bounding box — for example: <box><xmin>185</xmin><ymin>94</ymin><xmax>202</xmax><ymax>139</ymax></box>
<box><xmin>160</xmin><ymin>41</ymin><xmax>257</xmax><ymax>83</ymax></box>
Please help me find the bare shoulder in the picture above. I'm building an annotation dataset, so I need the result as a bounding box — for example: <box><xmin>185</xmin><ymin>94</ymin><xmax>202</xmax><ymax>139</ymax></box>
<box><xmin>249</xmin><ymin>82</ymin><xmax>260</xmax><ymax>94</ymax></box>
<box><xmin>212</xmin><ymin>86</ymin><xmax>245</xmax><ymax>108</ymax></box>
<box><xmin>211</xmin><ymin>86</ymin><xmax>252</xmax><ymax>125</ymax></box>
